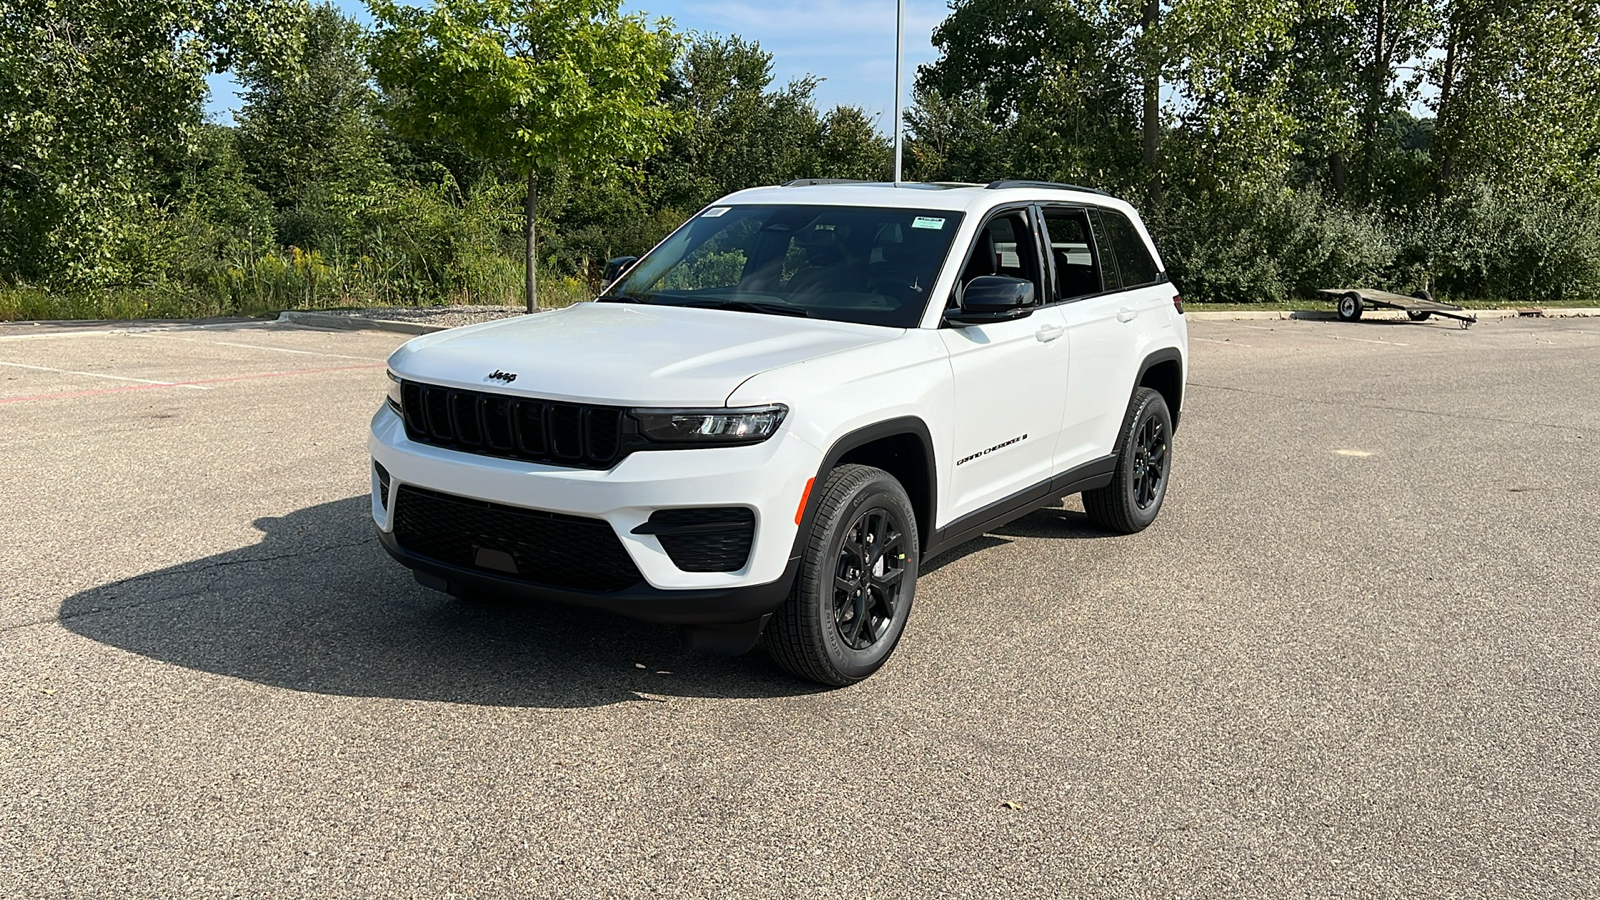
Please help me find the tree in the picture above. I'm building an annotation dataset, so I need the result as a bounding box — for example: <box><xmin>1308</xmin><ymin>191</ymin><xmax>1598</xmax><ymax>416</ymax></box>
<box><xmin>813</xmin><ymin>106</ymin><xmax>891</xmax><ymax>181</ymax></box>
<box><xmin>650</xmin><ymin>36</ymin><xmax>827</xmax><ymax>212</ymax></box>
<box><xmin>237</xmin><ymin>2</ymin><xmax>390</xmax><ymax>252</ymax></box>
<box><xmin>1430</xmin><ymin>0</ymin><xmax>1600</xmax><ymax>196</ymax></box>
<box><xmin>368</xmin><ymin>0</ymin><xmax>681</xmax><ymax>311</ymax></box>
<box><xmin>0</xmin><ymin>0</ymin><xmax>300</xmax><ymax>288</ymax></box>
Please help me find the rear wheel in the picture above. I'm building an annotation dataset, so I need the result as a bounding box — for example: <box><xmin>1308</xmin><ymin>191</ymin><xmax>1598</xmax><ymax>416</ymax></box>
<box><xmin>1337</xmin><ymin>292</ymin><xmax>1364</xmax><ymax>322</ymax></box>
<box><xmin>764</xmin><ymin>464</ymin><xmax>918</xmax><ymax>686</ymax></box>
<box><xmin>1084</xmin><ymin>388</ymin><xmax>1173</xmax><ymax>535</ymax></box>
<box><xmin>1407</xmin><ymin>310</ymin><xmax>1432</xmax><ymax>322</ymax></box>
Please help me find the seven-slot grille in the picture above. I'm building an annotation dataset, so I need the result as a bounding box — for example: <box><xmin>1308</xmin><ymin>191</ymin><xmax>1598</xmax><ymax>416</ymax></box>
<box><xmin>393</xmin><ymin>486</ymin><xmax>644</xmax><ymax>592</ymax></box>
<box><xmin>400</xmin><ymin>381</ymin><xmax>626</xmax><ymax>469</ymax></box>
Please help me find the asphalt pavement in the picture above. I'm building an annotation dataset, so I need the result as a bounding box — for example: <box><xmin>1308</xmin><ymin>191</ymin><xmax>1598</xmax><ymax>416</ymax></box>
<box><xmin>2</xmin><ymin>314</ymin><xmax>1596</xmax><ymax>898</ymax></box>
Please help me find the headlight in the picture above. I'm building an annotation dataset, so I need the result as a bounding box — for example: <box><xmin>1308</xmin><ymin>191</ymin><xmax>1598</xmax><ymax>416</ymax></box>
<box><xmin>386</xmin><ymin>370</ymin><xmax>403</xmax><ymax>415</ymax></box>
<box><xmin>631</xmin><ymin>404</ymin><xmax>787</xmax><ymax>445</ymax></box>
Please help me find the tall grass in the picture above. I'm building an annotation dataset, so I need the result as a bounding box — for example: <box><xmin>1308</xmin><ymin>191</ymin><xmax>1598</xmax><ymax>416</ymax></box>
<box><xmin>1</xmin><ymin>178</ymin><xmax>599</xmax><ymax>321</ymax></box>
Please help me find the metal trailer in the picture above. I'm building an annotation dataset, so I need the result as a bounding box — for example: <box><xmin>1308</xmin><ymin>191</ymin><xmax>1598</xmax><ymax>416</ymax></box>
<box><xmin>1317</xmin><ymin>288</ymin><xmax>1479</xmax><ymax>329</ymax></box>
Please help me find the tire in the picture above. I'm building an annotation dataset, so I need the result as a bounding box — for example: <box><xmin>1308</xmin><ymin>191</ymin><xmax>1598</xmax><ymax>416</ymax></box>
<box><xmin>764</xmin><ymin>464</ymin><xmax>919</xmax><ymax>686</ymax></box>
<box><xmin>1407</xmin><ymin>310</ymin><xmax>1432</xmax><ymax>322</ymax></box>
<box><xmin>1083</xmin><ymin>387</ymin><xmax>1173</xmax><ymax>535</ymax></box>
<box><xmin>1413</xmin><ymin>290</ymin><xmax>1435</xmax><ymax>303</ymax></box>
<box><xmin>1337</xmin><ymin>292</ymin><xmax>1364</xmax><ymax>322</ymax></box>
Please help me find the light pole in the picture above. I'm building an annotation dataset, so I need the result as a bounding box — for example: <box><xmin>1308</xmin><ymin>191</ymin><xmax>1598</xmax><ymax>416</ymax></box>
<box><xmin>893</xmin><ymin>0</ymin><xmax>904</xmax><ymax>183</ymax></box>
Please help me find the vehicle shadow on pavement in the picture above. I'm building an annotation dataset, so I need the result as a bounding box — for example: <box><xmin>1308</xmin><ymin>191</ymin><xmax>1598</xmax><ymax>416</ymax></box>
<box><xmin>57</xmin><ymin>497</ymin><xmax>825</xmax><ymax>708</ymax></box>
<box><xmin>991</xmin><ymin>505</ymin><xmax>1112</xmax><ymax>540</ymax></box>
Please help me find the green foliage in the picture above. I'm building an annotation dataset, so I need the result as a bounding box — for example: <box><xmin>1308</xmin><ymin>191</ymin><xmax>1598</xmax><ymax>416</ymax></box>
<box><xmin>1154</xmin><ymin>184</ymin><xmax>1396</xmax><ymax>304</ymax></box>
<box><xmin>649</xmin><ymin>36</ymin><xmax>826</xmax><ymax>211</ymax></box>
<box><xmin>5</xmin><ymin>0</ymin><xmax>1599</xmax><ymax>318</ymax></box>
<box><xmin>1403</xmin><ymin>183</ymin><xmax>1600</xmax><ymax>303</ymax></box>
<box><xmin>237</xmin><ymin>3</ymin><xmax>391</xmax><ymax>251</ymax></box>
<box><xmin>368</xmin><ymin>0</ymin><xmax>680</xmax><ymax>177</ymax></box>
<box><xmin>0</xmin><ymin>0</ymin><xmax>303</xmax><ymax>288</ymax></box>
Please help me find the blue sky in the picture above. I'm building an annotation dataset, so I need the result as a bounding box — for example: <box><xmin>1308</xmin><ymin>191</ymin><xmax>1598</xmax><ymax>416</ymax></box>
<box><xmin>204</xmin><ymin>0</ymin><xmax>951</xmax><ymax>128</ymax></box>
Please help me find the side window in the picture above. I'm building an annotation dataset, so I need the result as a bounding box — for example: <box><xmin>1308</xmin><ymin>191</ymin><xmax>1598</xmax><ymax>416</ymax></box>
<box><xmin>1100</xmin><ymin>209</ymin><xmax>1160</xmax><ymax>287</ymax></box>
<box><xmin>1040</xmin><ymin>207</ymin><xmax>1104</xmax><ymax>301</ymax></box>
<box><xmin>1087</xmin><ymin>209</ymin><xmax>1121</xmax><ymax>291</ymax></box>
<box><xmin>954</xmin><ymin>209</ymin><xmax>1043</xmax><ymax>307</ymax></box>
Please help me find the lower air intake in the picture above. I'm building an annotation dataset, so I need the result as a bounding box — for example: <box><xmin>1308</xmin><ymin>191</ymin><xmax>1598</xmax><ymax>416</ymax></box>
<box><xmin>393</xmin><ymin>486</ymin><xmax>644</xmax><ymax>592</ymax></box>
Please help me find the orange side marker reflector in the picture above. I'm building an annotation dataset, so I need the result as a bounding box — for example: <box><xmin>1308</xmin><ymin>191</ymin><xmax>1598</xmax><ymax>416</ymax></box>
<box><xmin>795</xmin><ymin>477</ymin><xmax>815</xmax><ymax>525</ymax></box>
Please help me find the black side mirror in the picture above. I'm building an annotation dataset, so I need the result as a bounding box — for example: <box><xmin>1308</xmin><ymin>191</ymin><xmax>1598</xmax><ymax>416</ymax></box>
<box><xmin>602</xmin><ymin>255</ymin><xmax>638</xmax><ymax>288</ymax></box>
<box><xmin>946</xmin><ymin>276</ymin><xmax>1035</xmax><ymax>325</ymax></box>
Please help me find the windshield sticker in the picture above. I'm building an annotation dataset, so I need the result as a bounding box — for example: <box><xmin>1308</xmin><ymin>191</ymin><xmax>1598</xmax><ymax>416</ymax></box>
<box><xmin>702</xmin><ymin>206</ymin><xmax>731</xmax><ymax>217</ymax></box>
<box><xmin>912</xmin><ymin>216</ymin><xmax>946</xmax><ymax>230</ymax></box>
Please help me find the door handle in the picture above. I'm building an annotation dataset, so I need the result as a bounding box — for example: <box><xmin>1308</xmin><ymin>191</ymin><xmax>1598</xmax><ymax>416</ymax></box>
<box><xmin>1035</xmin><ymin>324</ymin><xmax>1065</xmax><ymax>343</ymax></box>
<box><xmin>1116</xmin><ymin>307</ymin><xmax>1138</xmax><ymax>323</ymax></box>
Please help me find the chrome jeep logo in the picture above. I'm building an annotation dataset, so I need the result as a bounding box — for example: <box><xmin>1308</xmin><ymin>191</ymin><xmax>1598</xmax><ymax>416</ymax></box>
<box><xmin>486</xmin><ymin>370</ymin><xmax>517</xmax><ymax>383</ymax></box>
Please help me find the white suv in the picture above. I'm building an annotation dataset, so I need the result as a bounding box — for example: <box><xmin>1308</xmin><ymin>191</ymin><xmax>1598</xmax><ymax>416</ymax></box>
<box><xmin>370</xmin><ymin>180</ymin><xmax>1187</xmax><ymax>685</ymax></box>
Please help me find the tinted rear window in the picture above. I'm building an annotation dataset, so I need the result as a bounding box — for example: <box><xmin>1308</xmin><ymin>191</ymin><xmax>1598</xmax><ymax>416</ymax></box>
<box><xmin>1101</xmin><ymin>210</ymin><xmax>1160</xmax><ymax>287</ymax></box>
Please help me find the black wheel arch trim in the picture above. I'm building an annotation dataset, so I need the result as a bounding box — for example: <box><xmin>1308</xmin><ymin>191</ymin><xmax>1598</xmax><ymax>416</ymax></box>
<box><xmin>793</xmin><ymin>416</ymin><xmax>939</xmax><ymax>559</ymax></box>
<box><xmin>1126</xmin><ymin>346</ymin><xmax>1186</xmax><ymax>441</ymax></box>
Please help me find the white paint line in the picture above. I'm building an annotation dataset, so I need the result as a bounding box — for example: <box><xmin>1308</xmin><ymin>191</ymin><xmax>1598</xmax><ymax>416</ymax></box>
<box><xmin>1192</xmin><ymin>337</ymin><xmax>1253</xmax><ymax>347</ymax></box>
<box><xmin>213</xmin><ymin>340</ymin><xmax>387</xmax><ymax>361</ymax></box>
<box><xmin>1333</xmin><ymin>449</ymin><xmax>1374</xmax><ymax>457</ymax></box>
<box><xmin>129</xmin><ymin>332</ymin><xmax>387</xmax><ymax>362</ymax></box>
<box><xmin>0</xmin><ymin>360</ymin><xmax>210</xmax><ymax>389</ymax></box>
<box><xmin>0</xmin><ymin>321</ymin><xmax>279</xmax><ymax>342</ymax></box>
<box><xmin>1227</xmin><ymin>322</ymin><xmax>1408</xmax><ymax>346</ymax></box>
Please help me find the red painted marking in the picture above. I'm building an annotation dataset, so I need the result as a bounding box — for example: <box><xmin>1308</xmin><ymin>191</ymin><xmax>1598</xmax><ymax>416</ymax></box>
<box><xmin>0</xmin><ymin>363</ymin><xmax>385</xmax><ymax>404</ymax></box>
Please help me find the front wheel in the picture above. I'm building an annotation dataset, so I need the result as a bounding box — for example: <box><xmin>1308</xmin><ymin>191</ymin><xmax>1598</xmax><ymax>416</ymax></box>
<box><xmin>764</xmin><ymin>464</ymin><xmax>919</xmax><ymax>686</ymax></box>
<box><xmin>1083</xmin><ymin>387</ymin><xmax>1173</xmax><ymax>534</ymax></box>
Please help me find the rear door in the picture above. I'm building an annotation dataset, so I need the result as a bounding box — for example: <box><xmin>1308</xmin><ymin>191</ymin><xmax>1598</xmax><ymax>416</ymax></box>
<box><xmin>940</xmin><ymin>206</ymin><xmax>1070</xmax><ymax>520</ymax></box>
<box><xmin>1046</xmin><ymin>206</ymin><xmax>1148</xmax><ymax>469</ymax></box>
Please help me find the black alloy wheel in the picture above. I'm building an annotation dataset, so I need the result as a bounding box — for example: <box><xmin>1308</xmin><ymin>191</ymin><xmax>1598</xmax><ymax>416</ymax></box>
<box><xmin>1129</xmin><ymin>413</ymin><xmax>1168</xmax><ymax>511</ymax></box>
<box><xmin>832</xmin><ymin>506</ymin><xmax>908</xmax><ymax>651</ymax></box>
<box><xmin>1084</xmin><ymin>387</ymin><xmax>1174</xmax><ymax>534</ymax></box>
<box><xmin>764</xmin><ymin>464</ymin><xmax>920</xmax><ymax>686</ymax></box>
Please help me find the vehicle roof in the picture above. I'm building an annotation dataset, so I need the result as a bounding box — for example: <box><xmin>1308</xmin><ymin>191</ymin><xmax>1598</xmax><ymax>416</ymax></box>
<box><xmin>716</xmin><ymin>182</ymin><xmax>1142</xmax><ymax>218</ymax></box>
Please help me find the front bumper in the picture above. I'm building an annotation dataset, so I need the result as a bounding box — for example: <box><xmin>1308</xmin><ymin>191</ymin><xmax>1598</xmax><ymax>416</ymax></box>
<box><xmin>368</xmin><ymin>406</ymin><xmax>821</xmax><ymax>623</ymax></box>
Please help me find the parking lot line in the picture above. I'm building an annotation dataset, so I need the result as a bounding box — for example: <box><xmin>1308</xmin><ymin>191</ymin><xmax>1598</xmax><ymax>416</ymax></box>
<box><xmin>0</xmin><ymin>362</ymin><xmax>385</xmax><ymax>405</ymax></box>
<box><xmin>0</xmin><ymin>320</ymin><xmax>279</xmax><ymax>341</ymax></box>
<box><xmin>128</xmin><ymin>332</ymin><xmax>389</xmax><ymax>362</ymax></box>
<box><xmin>1229</xmin><ymin>322</ymin><xmax>1410</xmax><ymax>346</ymax></box>
<box><xmin>0</xmin><ymin>359</ymin><xmax>210</xmax><ymax>390</ymax></box>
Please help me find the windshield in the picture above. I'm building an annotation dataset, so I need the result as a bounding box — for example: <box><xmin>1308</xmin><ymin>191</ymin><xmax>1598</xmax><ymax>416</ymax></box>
<box><xmin>607</xmin><ymin>204</ymin><xmax>966</xmax><ymax>327</ymax></box>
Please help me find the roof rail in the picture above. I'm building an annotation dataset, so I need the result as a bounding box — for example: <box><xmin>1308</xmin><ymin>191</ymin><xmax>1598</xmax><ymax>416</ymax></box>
<box><xmin>782</xmin><ymin>178</ymin><xmax>872</xmax><ymax>187</ymax></box>
<box><xmin>984</xmin><ymin>179</ymin><xmax>1110</xmax><ymax>196</ymax></box>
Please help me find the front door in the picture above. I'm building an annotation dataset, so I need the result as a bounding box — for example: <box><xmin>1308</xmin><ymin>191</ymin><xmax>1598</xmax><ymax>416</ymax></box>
<box><xmin>940</xmin><ymin>207</ymin><xmax>1069</xmax><ymax>521</ymax></box>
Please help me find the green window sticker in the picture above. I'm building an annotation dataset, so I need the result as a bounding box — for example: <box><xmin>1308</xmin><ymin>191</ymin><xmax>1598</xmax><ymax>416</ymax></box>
<box><xmin>911</xmin><ymin>216</ymin><xmax>946</xmax><ymax>230</ymax></box>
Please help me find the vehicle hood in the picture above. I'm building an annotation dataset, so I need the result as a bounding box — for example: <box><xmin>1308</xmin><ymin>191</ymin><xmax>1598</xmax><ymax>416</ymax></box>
<box><xmin>387</xmin><ymin>302</ymin><xmax>902</xmax><ymax>406</ymax></box>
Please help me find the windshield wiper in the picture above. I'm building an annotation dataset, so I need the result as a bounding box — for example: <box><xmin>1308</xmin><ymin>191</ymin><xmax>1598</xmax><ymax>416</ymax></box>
<box><xmin>596</xmin><ymin>292</ymin><xmax>650</xmax><ymax>304</ymax></box>
<box><xmin>685</xmin><ymin>299</ymin><xmax>811</xmax><ymax>318</ymax></box>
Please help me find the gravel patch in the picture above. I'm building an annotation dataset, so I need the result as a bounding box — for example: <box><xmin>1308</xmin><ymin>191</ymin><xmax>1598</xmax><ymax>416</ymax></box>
<box><xmin>317</xmin><ymin>305</ymin><xmax>534</xmax><ymax>329</ymax></box>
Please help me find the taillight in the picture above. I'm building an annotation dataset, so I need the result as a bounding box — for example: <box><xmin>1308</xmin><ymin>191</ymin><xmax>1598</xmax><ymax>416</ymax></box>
<box><xmin>1173</xmin><ymin>294</ymin><xmax>1184</xmax><ymax>314</ymax></box>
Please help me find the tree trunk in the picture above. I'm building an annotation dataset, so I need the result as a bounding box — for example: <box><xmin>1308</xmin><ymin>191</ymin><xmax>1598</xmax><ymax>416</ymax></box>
<box><xmin>1141</xmin><ymin>0</ymin><xmax>1161</xmax><ymax>207</ymax></box>
<box><xmin>524</xmin><ymin>169</ymin><xmax>539</xmax><ymax>313</ymax></box>
<box><xmin>1363</xmin><ymin>0</ymin><xmax>1388</xmax><ymax>151</ymax></box>
<box><xmin>1330</xmin><ymin>151</ymin><xmax>1347</xmax><ymax>192</ymax></box>
<box><xmin>1435</xmin><ymin>17</ymin><xmax>1460</xmax><ymax>192</ymax></box>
